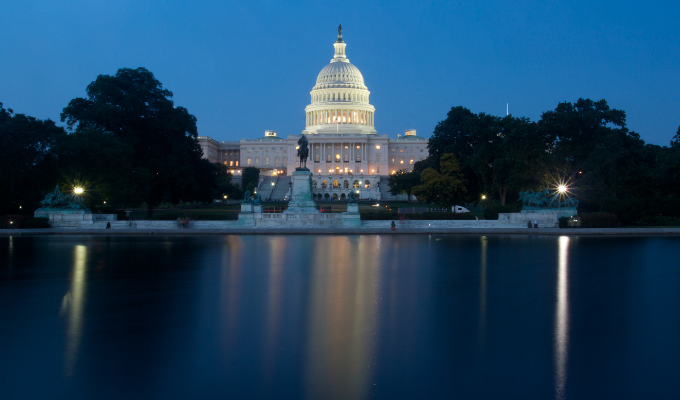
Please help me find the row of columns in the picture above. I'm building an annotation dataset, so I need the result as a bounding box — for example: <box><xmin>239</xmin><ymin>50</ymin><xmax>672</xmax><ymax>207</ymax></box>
<box><xmin>307</xmin><ymin>142</ymin><xmax>367</xmax><ymax>165</ymax></box>
<box><xmin>306</xmin><ymin>110</ymin><xmax>374</xmax><ymax>127</ymax></box>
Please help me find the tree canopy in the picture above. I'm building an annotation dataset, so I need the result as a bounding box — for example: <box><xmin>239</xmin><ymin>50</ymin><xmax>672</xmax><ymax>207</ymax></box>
<box><xmin>60</xmin><ymin>67</ymin><xmax>215</xmax><ymax>215</ymax></box>
<box><xmin>387</xmin><ymin>169</ymin><xmax>420</xmax><ymax>202</ymax></box>
<box><xmin>412</xmin><ymin>154</ymin><xmax>467</xmax><ymax>208</ymax></box>
<box><xmin>0</xmin><ymin>103</ymin><xmax>66</xmax><ymax>214</ymax></box>
<box><xmin>420</xmin><ymin>98</ymin><xmax>680</xmax><ymax>224</ymax></box>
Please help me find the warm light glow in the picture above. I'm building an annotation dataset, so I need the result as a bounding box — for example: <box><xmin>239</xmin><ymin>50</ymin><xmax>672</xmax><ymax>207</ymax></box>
<box><xmin>103</xmin><ymin>201</ymin><xmax>106</xmax><ymax>204</ymax></box>
<box><xmin>376</xmin><ymin>145</ymin><xmax>380</xmax><ymax>149</ymax></box>
<box><xmin>224</xmin><ymin>195</ymin><xmax>227</xmax><ymax>199</ymax></box>
<box><xmin>73</xmin><ymin>187</ymin><xmax>84</xmax><ymax>195</ymax></box>
<box><xmin>481</xmin><ymin>195</ymin><xmax>486</xmax><ymax>200</ymax></box>
<box><xmin>271</xmin><ymin>182</ymin><xmax>275</xmax><ymax>186</ymax></box>
<box><xmin>558</xmin><ymin>185</ymin><xmax>567</xmax><ymax>194</ymax></box>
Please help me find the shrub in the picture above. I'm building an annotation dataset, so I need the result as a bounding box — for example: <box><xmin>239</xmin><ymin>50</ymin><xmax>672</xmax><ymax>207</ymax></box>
<box><xmin>633</xmin><ymin>216</ymin><xmax>680</xmax><ymax>227</ymax></box>
<box><xmin>484</xmin><ymin>208</ymin><xmax>499</xmax><ymax>220</ymax></box>
<box><xmin>22</xmin><ymin>217</ymin><xmax>50</xmax><ymax>228</ymax></box>
<box><xmin>0</xmin><ymin>215</ymin><xmax>50</xmax><ymax>228</ymax></box>
<box><xmin>360</xmin><ymin>211</ymin><xmax>398</xmax><ymax>220</ymax></box>
<box><xmin>580</xmin><ymin>212</ymin><xmax>619</xmax><ymax>228</ymax></box>
<box><xmin>558</xmin><ymin>216</ymin><xmax>569</xmax><ymax>228</ymax></box>
<box><xmin>151</xmin><ymin>211</ymin><xmax>239</xmax><ymax>221</ymax></box>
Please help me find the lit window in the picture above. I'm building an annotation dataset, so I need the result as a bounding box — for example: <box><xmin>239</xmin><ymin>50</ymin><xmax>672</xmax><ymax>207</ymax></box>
<box><xmin>247</xmin><ymin>158</ymin><xmax>252</xmax><ymax>165</ymax></box>
<box><xmin>356</xmin><ymin>145</ymin><xmax>360</xmax><ymax>149</ymax></box>
<box><xmin>400</xmin><ymin>149</ymin><xmax>404</xmax><ymax>153</ymax></box>
<box><xmin>224</xmin><ymin>161</ymin><xmax>227</xmax><ymax>165</ymax></box>
<box><xmin>344</xmin><ymin>145</ymin><xmax>348</xmax><ymax>149</ymax></box>
<box><xmin>265</xmin><ymin>156</ymin><xmax>269</xmax><ymax>165</ymax></box>
<box><xmin>230</xmin><ymin>161</ymin><xmax>233</xmax><ymax>166</ymax></box>
<box><xmin>248</xmin><ymin>149</ymin><xmax>252</xmax><ymax>153</ymax></box>
<box><xmin>235</xmin><ymin>161</ymin><xmax>239</xmax><ymax>166</ymax></box>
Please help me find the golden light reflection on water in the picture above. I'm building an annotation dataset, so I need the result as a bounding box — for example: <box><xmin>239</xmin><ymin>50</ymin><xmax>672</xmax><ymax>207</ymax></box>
<box><xmin>61</xmin><ymin>244</ymin><xmax>87</xmax><ymax>378</ymax></box>
<box><xmin>303</xmin><ymin>235</ymin><xmax>379</xmax><ymax>400</ymax></box>
<box><xmin>263</xmin><ymin>236</ymin><xmax>286</xmax><ymax>376</ymax></box>
<box><xmin>220</xmin><ymin>236</ymin><xmax>243</xmax><ymax>350</ymax></box>
<box><xmin>555</xmin><ymin>236</ymin><xmax>570</xmax><ymax>399</ymax></box>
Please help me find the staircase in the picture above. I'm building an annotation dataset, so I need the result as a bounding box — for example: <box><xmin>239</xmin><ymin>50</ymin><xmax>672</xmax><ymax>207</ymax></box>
<box><xmin>257</xmin><ymin>176</ymin><xmax>278</xmax><ymax>200</ymax></box>
<box><xmin>271</xmin><ymin>176</ymin><xmax>291</xmax><ymax>202</ymax></box>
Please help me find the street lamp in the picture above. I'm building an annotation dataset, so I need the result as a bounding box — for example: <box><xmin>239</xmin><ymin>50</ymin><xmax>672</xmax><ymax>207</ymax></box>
<box><xmin>481</xmin><ymin>195</ymin><xmax>486</xmax><ymax>200</ymax></box>
<box><xmin>74</xmin><ymin>187</ymin><xmax>84</xmax><ymax>195</ymax></box>
<box><xmin>558</xmin><ymin>185</ymin><xmax>567</xmax><ymax>194</ymax></box>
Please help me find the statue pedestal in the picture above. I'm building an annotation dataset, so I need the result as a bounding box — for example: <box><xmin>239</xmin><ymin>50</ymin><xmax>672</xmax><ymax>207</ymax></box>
<box><xmin>283</xmin><ymin>170</ymin><xmax>319</xmax><ymax>214</ymax></box>
<box><xmin>342</xmin><ymin>202</ymin><xmax>361</xmax><ymax>227</ymax></box>
<box><xmin>238</xmin><ymin>202</ymin><xmax>262</xmax><ymax>225</ymax></box>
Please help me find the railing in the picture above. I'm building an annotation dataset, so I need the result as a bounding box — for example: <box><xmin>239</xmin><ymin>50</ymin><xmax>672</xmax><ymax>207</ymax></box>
<box><xmin>263</xmin><ymin>206</ymin><xmax>286</xmax><ymax>213</ymax></box>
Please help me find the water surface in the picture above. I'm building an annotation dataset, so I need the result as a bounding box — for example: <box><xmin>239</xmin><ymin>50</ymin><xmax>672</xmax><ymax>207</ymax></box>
<box><xmin>1</xmin><ymin>234</ymin><xmax>679</xmax><ymax>399</ymax></box>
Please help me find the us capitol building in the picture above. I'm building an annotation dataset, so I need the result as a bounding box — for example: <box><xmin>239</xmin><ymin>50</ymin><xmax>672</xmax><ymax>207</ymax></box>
<box><xmin>198</xmin><ymin>28</ymin><xmax>428</xmax><ymax>201</ymax></box>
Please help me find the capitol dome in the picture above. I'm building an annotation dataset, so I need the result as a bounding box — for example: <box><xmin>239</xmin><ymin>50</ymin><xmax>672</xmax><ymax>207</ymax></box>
<box><xmin>314</xmin><ymin>61</ymin><xmax>366</xmax><ymax>89</ymax></box>
<box><xmin>304</xmin><ymin>27</ymin><xmax>376</xmax><ymax>135</ymax></box>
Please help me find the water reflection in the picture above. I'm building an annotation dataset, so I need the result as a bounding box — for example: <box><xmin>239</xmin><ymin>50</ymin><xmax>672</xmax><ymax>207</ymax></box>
<box><xmin>303</xmin><ymin>236</ymin><xmax>379</xmax><ymax>400</ymax></box>
<box><xmin>61</xmin><ymin>244</ymin><xmax>87</xmax><ymax>377</ymax></box>
<box><xmin>555</xmin><ymin>236</ymin><xmax>570</xmax><ymax>399</ymax></box>
<box><xmin>479</xmin><ymin>236</ymin><xmax>487</xmax><ymax>349</ymax></box>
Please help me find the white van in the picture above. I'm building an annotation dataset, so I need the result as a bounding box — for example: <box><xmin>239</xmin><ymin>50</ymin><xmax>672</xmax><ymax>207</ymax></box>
<box><xmin>452</xmin><ymin>205</ymin><xmax>470</xmax><ymax>213</ymax></box>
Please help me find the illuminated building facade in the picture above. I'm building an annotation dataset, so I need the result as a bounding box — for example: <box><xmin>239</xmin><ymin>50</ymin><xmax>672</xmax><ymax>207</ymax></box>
<box><xmin>198</xmin><ymin>29</ymin><xmax>428</xmax><ymax>200</ymax></box>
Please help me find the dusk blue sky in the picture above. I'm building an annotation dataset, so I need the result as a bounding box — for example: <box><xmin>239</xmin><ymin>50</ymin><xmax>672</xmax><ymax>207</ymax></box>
<box><xmin>2</xmin><ymin>0</ymin><xmax>678</xmax><ymax>145</ymax></box>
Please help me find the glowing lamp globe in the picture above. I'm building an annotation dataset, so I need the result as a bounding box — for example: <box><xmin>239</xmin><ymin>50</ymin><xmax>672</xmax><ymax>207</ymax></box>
<box><xmin>74</xmin><ymin>187</ymin><xmax>84</xmax><ymax>195</ymax></box>
<box><xmin>557</xmin><ymin>185</ymin><xmax>567</xmax><ymax>194</ymax></box>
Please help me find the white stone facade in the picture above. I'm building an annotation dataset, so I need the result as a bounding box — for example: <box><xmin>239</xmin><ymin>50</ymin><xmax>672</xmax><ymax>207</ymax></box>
<box><xmin>197</xmin><ymin>30</ymin><xmax>429</xmax><ymax>198</ymax></box>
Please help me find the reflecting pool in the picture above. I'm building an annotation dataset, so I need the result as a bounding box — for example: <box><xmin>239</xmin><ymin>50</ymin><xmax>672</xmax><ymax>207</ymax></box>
<box><xmin>1</xmin><ymin>235</ymin><xmax>679</xmax><ymax>399</ymax></box>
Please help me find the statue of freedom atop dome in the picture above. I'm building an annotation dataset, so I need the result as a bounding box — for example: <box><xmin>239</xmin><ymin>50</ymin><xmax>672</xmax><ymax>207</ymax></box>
<box><xmin>297</xmin><ymin>134</ymin><xmax>309</xmax><ymax>170</ymax></box>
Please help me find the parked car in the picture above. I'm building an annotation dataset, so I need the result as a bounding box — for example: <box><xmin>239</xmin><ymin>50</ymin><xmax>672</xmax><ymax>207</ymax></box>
<box><xmin>452</xmin><ymin>205</ymin><xmax>470</xmax><ymax>213</ymax></box>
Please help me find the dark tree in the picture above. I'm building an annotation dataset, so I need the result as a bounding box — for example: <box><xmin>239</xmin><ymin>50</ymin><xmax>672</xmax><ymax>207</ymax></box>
<box><xmin>0</xmin><ymin>103</ymin><xmax>66</xmax><ymax>214</ymax></box>
<box><xmin>413</xmin><ymin>154</ymin><xmax>467</xmax><ymax>207</ymax></box>
<box><xmin>241</xmin><ymin>167</ymin><xmax>260</xmax><ymax>194</ymax></box>
<box><xmin>387</xmin><ymin>169</ymin><xmax>421</xmax><ymax>202</ymax></box>
<box><xmin>427</xmin><ymin>106</ymin><xmax>481</xmax><ymax>200</ymax></box>
<box><xmin>60</xmin><ymin>67</ymin><xmax>213</xmax><ymax>216</ymax></box>
<box><xmin>538</xmin><ymin>98</ymin><xmax>650</xmax><ymax>208</ymax></box>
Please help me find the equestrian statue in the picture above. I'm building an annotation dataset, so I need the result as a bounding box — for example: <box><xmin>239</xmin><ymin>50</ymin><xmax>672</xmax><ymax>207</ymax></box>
<box><xmin>297</xmin><ymin>134</ymin><xmax>309</xmax><ymax>170</ymax></box>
